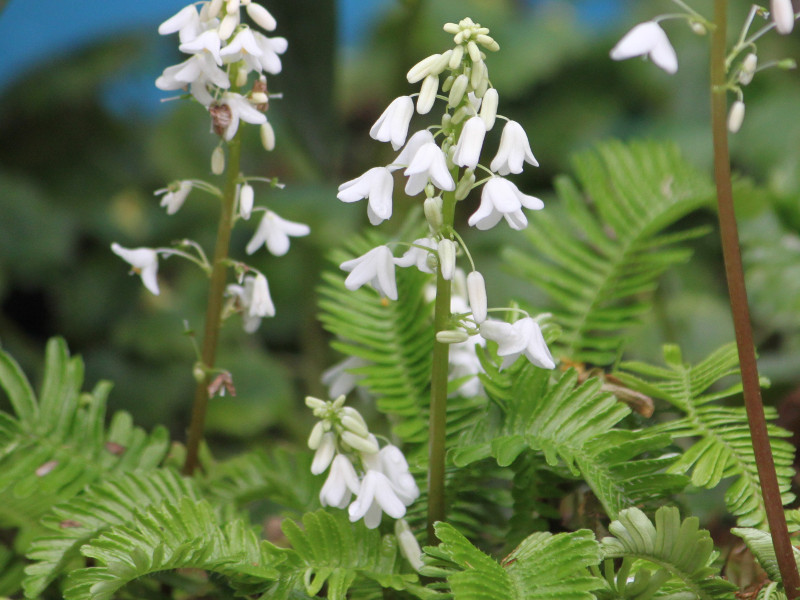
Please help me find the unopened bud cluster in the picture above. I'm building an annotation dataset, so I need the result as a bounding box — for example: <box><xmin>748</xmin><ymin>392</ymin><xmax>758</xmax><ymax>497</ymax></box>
<box><xmin>306</xmin><ymin>396</ymin><xmax>419</xmax><ymax>530</ymax></box>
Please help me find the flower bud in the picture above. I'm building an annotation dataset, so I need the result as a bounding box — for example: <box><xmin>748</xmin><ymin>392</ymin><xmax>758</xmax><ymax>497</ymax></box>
<box><xmin>416</xmin><ymin>75</ymin><xmax>439</xmax><ymax>114</ymax></box>
<box><xmin>728</xmin><ymin>100</ymin><xmax>745</xmax><ymax>133</ymax></box>
<box><xmin>689</xmin><ymin>20</ymin><xmax>707</xmax><ymax>35</ymax></box>
<box><xmin>448</xmin><ymin>74</ymin><xmax>469</xmax><ymax>108</ymax></box>
<box><xmin>260</xmin><ymin>121</ymin><xmax>276</xmax><ymax>151</ymax></box>
<box><xmin>305</xmin><ymin>396</ymin><xmax>327</xmax><ymax>410</ymax></box>
<box><xmin>432</xmin><ymin>50</ymin><xmax>453</xmax><ymax>75</ymax></box>
<box><xmin>470</xmin><ymin>59</ymin><xmax>486</xmax><ymax>91</ymax></box>
<box><xmin>424</xmin><ymin>196</ymin><xmax>444</xmax><ymax>231</ymax></box>
<box><xmin>310</xmin><ymin>433</ymin><xmax>336</xmax><ymax>474</ymax></box>
<box><xmin>235</xmin><ymin>68</ymin><xmax>249</xmax><ymax>88</ymax></box>
<box><xmin>451</xmin><ymin>105</ymin><xmax>470</xmax><ymax>125</ymax></box>
<box><xmin>437</xmin><ymin>239</ymin><xmax>457</xmax><ymax>281</ymax></box>
<box><xmin>246</xmin><ymin>2</ymin><xmax>277</xmax><ymax>31</ymax></box>
<box><xmin>307</xmin><ymin>420</ymin><xmax>326</xmax><ymax>449</ymax></box>
<box><xmin>479</xmin><ymin>88</ymin><xmax>499</xmax><ymax>130</ymax></box>
<box><xmin>739</xmin><ymin>53</ymin><xmax>757</xmax><ymax>85</ymax></box>
<box><xmin>219</xmin><ymin>13</ymin><xmax>239</xmax><ymax>40</ymax></box>
<box><xmin>476</xmin><ymin>34</ymin><xmax>499</xmax><ymax>51</ymax></box>
<box><xmin>778</xmin><ymin>58</ymin><xmax>797</xmax><ymax>70</ymax></box>
<box><xmin>449</xmin><ymin>44</ymin><xmax>464</xmax><ymax>69</ymax></box>
<box><xmin>250</xmin><ymin>92</ymin><xmax>268</xmax><ymax>105</ymax></box>
<box><xmin>407</xmin><ymin>53</ymin><xmax>442</xmax><ymax>83</ymax></box>
<box><xmin>467</xmin><ymin>40</ymin><xmax>481</xmax><ymax>62</ymax></box>
<box><xmin>436</xmin><ymin>330</ymin><xmax>470</xmax><ymax>344</ymax></box>
<box><xmin>443</xmin><ymin>22</ymin><xmax>460</xmax><ymax>35</ymax></box>
<box><xmin>441</xmin><ymin>74</ymin><xmax>455</xmax><ymax>93</ymax></box>
<box><xmin>454</xmin><ymin>170</ymin><xmax>475</xmax><ymax>201</ymax></box>
<box><xmin>239</xmin><ymin>183</ymin><xmax>254</xmax><ymax>219</ymax></box>
<box><xmin>340</xmin><ymin>408</ymin><xmax>370</xmax><ymax>438</ymax></box>
<box><xmin>395</xmin><ymin>519</ymin><xmax>423</xmax><ymax>572</ymax></box>
<box><xmin>341</xmin><ymin>430</ymin><xmax>380</xmax><ymax>454</ymax></box>
<box><xmin>211</xmin><ymin>145</ymin><xmax>225</xmax><ymax>174</ymax></box>
<box><xmin>467</xmin><ymin>271</ymin><xmax>487</xmax><ymax>323</ymax></box>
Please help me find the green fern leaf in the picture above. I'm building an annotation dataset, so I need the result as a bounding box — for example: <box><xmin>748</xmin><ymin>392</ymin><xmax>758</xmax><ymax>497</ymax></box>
<box><xmin>428</xmin><ymin>521</ymin><xmax>601</xmax><ymax>600</ymax></box>
<box><xmin>63</xmin><ymin>497</ymin><xmax>285</xmax><ymax>600</ymax></box>
<box><xmin>23</xmin><ymin>468</ymin><xmax>201</xmax><ymax>598</ymax></box>
<box><xmin>615</xmin><ymin>344</ymin><xmax>795</xmax><ymax>528</ymax></box>
<box><xmin>601</xmin><ymin>506</ymin><xmax>736</xmax><ymax>600</ymax></box>
<box><xmin>0</xmin><ymin>339</ymin><xmax>170</xmax><ymax>536</ymax></box>
<box><xmin>731</xmin><ymin>527</ymin><xmax>800</xmax><ymax>588</ymax></box>
<box><xmin>504</xmin><ymin>139</ymin><xmax>714</xmax><ymax>366</ymax></box>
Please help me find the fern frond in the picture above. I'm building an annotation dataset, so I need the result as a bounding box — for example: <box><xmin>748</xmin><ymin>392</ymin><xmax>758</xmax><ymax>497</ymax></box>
<box><xmin>24</xmin><ymin>468</ymin><xmax>201</xmax><ymax>599</ymax></box>
<box><xmin>453</xmin><ymin>356</ymin><xmax>686</xmax><ymax>519</ymax></box>
<box><xmin>615</xmin><ymin>344</ymin><xmax>795</xmax><ymax>528</ymax></box>
<box><xmin>280</xmin><ymin>510</ymin><xmax>422</xmax><ymax>600</ymax></box>
<box><xmin>600</xmin><ymin>506</ymin><xmax>736</xmax><ymax>600</ymax></box>
<box><xmin>504</xmin><ymin>139</ymin><xmax>714</xmax><ymax>366</ymax></box>
<box><xmin>425</xmin><ymin>522</ymin><xmax>601</xmax><ymax>600</ymax></box>
<box><xmin>0</xmin><ymin>338</ymin><xmax>169</xmax><ymax>535</ymax></box>
<box><xmin>731</xmin><ymin>527</ymin><xmax>800</xmax><ymax>590</ymax></box>
<box><xmin>63</xmin><ymin>497</ymin><xmax>285</xmax><ymax>600</ymax></box>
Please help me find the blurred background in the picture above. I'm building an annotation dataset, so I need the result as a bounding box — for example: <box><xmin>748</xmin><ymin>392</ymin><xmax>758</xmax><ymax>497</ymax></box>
<box><xmin>0</xmin><ymin>0</ymin><xmax>799</xmax><ymax>458</ymax></box>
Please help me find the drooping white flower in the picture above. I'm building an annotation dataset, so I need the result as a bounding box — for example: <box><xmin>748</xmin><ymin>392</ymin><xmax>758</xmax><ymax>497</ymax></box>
<box><xmin>337</xmin><ymin>167</ymin><xmax>394</xmax><ymax>225</ymax></box>
<box><xmin>219</xmin><ymin>92</ymin><xmax>267</xmax><ymax>140</ymax></box>
<box><xmin>252</xmin><ymin>32</ymin><xmax>288</xmax><ymax>74</ymax></box>
<box><xmin>179</xmin><ymin>29</ymin><xmax>224</xmax><ymax>66</ymax></box>
<box><xmin>490</xmin><ymin>120</ymin><xmax>539</xmax><ymax>175</ymax></box>
<box><xmin>246</xmin><ymin>209</ymin><xmax>310</xmax><ymax>256</ymax></box>
<box><xmin>772</xmin><ymin>0</ymin><xmax>795</xmax><ymax>34</ymax></box>
<box><xmin>468</xmin><ymin>177</ymin><xmax>544</xmax><ymax>230</ymax></box>
<box><xmin>610</xmin><ymin>21</ymin><xmax>678</xmax><ymax>74</ymax></box>
<box><xmin>377</xmin><ymin>445</ymin><xmax>420</xmax><ymax>505</ymax></box>
<box><xmin>155</xmin><ymin>180</ymin><xmax>193</xmax><ymax>215</ymax></box>
<box><xmin>452</xmin><ymin>116</ymin><xmax>487</xmax><ymax>169</ymax></box>
<box><xmin>158</xmin><ymin>5</ymin><xmax>202</xmax><ymax>43</ymax></box>
<box><xmin>348</xmin><ymin>470</ymin><xmax>407</xmax><ymax>529</ymax></box>
<box><xmin>320</xmin><ymin>454</ymin><xmax>361</xmax><ymax>509</ymax></box>
<box><xmin>395</xmin><ymin>237</ymin><xmax>436</xmax><ymax>274</ymax></box>
<box><xmin>111</xmin><ymin>243</ymin><xmax>161</xmax><ymax>296</ymax></box>
<box><xmin>389</xmin><ymin>130</ymin><xmax>435</xmax><ymax>172</ymax></box>
<box><xmin>479</xmin><ymin>317</ymin><xmax>555</xmax><ymax>370</ymax></box>
<box><xmin>404</xmin><ymin>142</ymin><xmax>456</xmax><ymax>195</ymax></box>
<box><xmin>449</xmin><ymin>333</ymin><xmax>486</xmax><ymax>397</ymax></box>
<box><xmin>156</xmin><ymin>53</ymin><xmax>230</xmax><ymax>105</ymax></box>
<box><xmin>321</xmin><ymin>356</ymin><xmax>368</xmax><ymax>398</ymax></box>
<box><xmin>225</xmin><ymin>273</ymin><xmax>275</xmax><ymax>332</ymax></box>
<box><xmin>219</xmin><ymin>26</ymin><xmax>263</xmax><ymax>69</ymax></box>
<box><xmin>340</xmin><ymin>245</ymin><xmax>398</xmax><ymax>300</ymax></box>
<box><xmin>370</xmin><ymin>96</ymin><xmax>415</xmax><ymax>150</ymax></box>
<box><xmin>311</xmin><ymin>432</ymin><xmax>336</xmax><ymax>474</ymax></box>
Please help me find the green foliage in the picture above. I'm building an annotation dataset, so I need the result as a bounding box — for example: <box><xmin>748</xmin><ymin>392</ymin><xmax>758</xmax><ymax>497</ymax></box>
<box><xmin>504</xmin><ymin>139</ymin><xmax>715</xmax><ymax>366</ymax></box>
<box><xmin>730</xmin><ymin>527</ymin><xmax>800</xmax><ymax>597</ymax></box>
<box><xmin>0</xmin><ymin>338</ymin><xmax>169</xmax><ymax>540</ymax></box>
<box><xmin>63</xmin><ymin>497</ymin><xmax>284</xmax><ymax>600</ymax></box>
<box><xmin>424</xmin><ymin>521</ymin><xmax>601</xmax><ymax>600</ymax></box>
<box><xmin>599</xmin><ymin>506</ymin><xmax>737</xmax><ymax>600</ymax></box>
<box><xmin>452</xmin><ymin>356</ymin><xmax>687</xmax><ymax>519</ymax></box>
<box><xmin>615</xmin><ymin>344</ymin><xmax>795</xmax><ymax>528</ymax></box>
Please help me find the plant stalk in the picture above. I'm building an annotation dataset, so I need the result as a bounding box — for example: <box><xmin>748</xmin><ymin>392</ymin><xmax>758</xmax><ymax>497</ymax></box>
<box><xmin>427</xmin><ymin>185</ymin><xmax>457</xmax><ymax>544</ymax></box>
<box><xmin>183</xmin><ymin>132</ymin><xmax>242</xmax><ymax>475</ymax></box>
<box><xmin>711</xmin><ymin>1</ymin><xmax>799</xmax><ymax>595</ymax></box>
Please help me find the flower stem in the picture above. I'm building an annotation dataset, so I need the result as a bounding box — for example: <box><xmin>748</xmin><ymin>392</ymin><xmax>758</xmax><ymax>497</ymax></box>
<box><xmin>427</xmin><ymin>184</ymin><xmax>457</xmax><ymax>544</ymax></box>
<box><xmin>183</xmin><ymin>131</ymin><xmax>242</xmax><ymax>476</ymax></box>
<box><xmin>710</xmin><ymin>2</ymin><xmax>800</xmax><ymax>596</ymax></box>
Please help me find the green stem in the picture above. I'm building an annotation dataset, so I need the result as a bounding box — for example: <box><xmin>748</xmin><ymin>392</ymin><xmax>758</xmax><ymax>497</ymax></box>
<box><xmin>710</xmin><ymin>2</ymin><xmax>800</xmax><ymax>596</ymax></box>
<box><xmin>427</xmin><ymin>184</ymin><xmax>457</xmax><ymax>544</ymax></box>
<box><xmin>183</xmin><ymin>131</ymin><xmax>242</xmax><ymax>475</ymax></box>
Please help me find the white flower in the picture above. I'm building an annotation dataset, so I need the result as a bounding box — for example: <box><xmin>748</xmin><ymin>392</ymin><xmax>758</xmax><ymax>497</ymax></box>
<box><xmin>252</xmin><ymin>32</ymin><xmax>288</xmax><ymax>74</ymax></box>
<box><xmin>479</xmin><ymin>317</ymin><xmax>555</xmax><ymax>370</ymax></box>
<box><xmin>466</xmin><ymin>271</ymin><xmax>487</xmax><ymax>324</ymax></box>
<box><xmin>156</xmin><ymin>54</ymin><xmax>230</xmax><ymax>105</ymax></box>
<box><xmin>220</xmin><ymin>92</ymin><xmax>267</xmax><ymax>140</ymax></box>
<box><xmin>449</xmin><ymin>333</ymin><xmax>485</xmax><ymax>397</ymax></box>
<box><xmin>320</xmin><ymin>454</ymin><xmax>361</xmax><ymax>509</ymax></box>
<box><xmin>389</xmin><ymin>130</ymin><xmax>435</xmax><ymax>172</ymax></box>
<box><xmin>468</xmin><ymin>177</ymin><xmax>544</xmax><ymax>230</ymax></box>
<box><xmin>155</xmin><ymin>180</ymin><xmax>193</xmax><ymax>215</ymax></box>
<box><xmin>219</xmin><ymin>26</ymin><xmax>262</xmax><ymax>69</ymax></box>
<box><xmin>452</xmin><ymin>116</ymin><xmax>487</xmax><ymax>169</ymax></box>
<box><xmin>772</xmin><ymin>0</ymin><xmax>795</xmax><ymax>34</ymax></box>
<box><xmin>348</xmin><ymin>470</ymin><xmax>407</xmax><ymax>529</ymax></box>
<box><xmin>246</xmin><ymin>209</ymin><xmax>310</xmax><ymax>256</ymax></box>
<box><xmin>226</xmin><ymin>273</ymin><xmax>275</xmax><ymax>332</ymax></box>
<box><xmin>321</xmin><ymin>356</ymin><xmax>368</xmax><ymax>398</ymax></box>
<box><xmin>246</xmin><ymin>1</ymin><xmax>278</xmax><ymax>31</ymax></box>
<box><xmin>370</xmin><ymin>96</ymin><xmax>415</xmax><ymax>150</ymax></box>
<box><xmin>158</xmin><ymin>5</ymin><xmax>202</xmax><ymax>43</ymax></box>
<box><xmin>311</xmin><ymin>432</ymin><xmax>336</xmax><ymax>474</ymax></box>
<box><xmin>238</xmin><ymin>183</ymin><xmax>254</xmax><ymax>219</ymax></box>
<box><xmin>395</xmin><ymin>237</ymin><xmax>436</xmax><ymax>274</ymax></box>
<box><xmin>340</xmin><ymin>245</ymin><xmax>398</xmax><ymax>300</ymax></box>
<box><xmin>377</xmin><ymin>445</ymin><xmax>420</xmax><ymax>505</ymax></box>
<box><xmin>179</xmin><ymin>29</ymin><xmax>223</xmax><ymax>66</ymax></box>
<box><xmin>404</xmin><ymin>142</ymin><xmax>456</xmax><ymax>196</ymax></box>
<box><xmin>437</xmin><ymin>239</ymin><xmax>457</xmax><ymax>281</ymax></box>
<box><xmin>111</xmin><ymin>243</ymin><xmax>161</xmax><ymax>295</ymax></box>
<box><xmin>610</xmin><ymin>21</ymin><xmax>678</xmax><ymax>74</ymax></box>
<box><xmin>337</xmin><ymin>167</ymin><xmax>394</xmax><ymax>225</ymax></box>
<box><xmin>490</xmin><ymin>120</ymin><xmax>539</xmax><ymax>175</ymax></box>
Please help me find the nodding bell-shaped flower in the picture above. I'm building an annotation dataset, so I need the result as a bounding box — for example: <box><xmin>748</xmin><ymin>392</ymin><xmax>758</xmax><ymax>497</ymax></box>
<box><xmin>490</xmin><ymin>120</ymin><xmax>539</xmax><ymax>175</ymax></box>
<box><xmin>111</xmin><ymin>243</ymin><xmax>161</xmax><ymax>295</ymax></box>
<box><xmin>403</xmin><ymin>142</ymin><xmax>456</xmax><ymax>196</ymax></box>
<box><xmin>246</xmin><ymin>209</ymin><xmax>310</xmax><ymax>256</ymax></box>
<box><xmin>319</xmin><ymin>454</ymin><xmax>361</xmax><ymax>509</ymax></box>
<box><xmin>395</xmin><ymin>237</ymin><xmax>437</xmax><ymax>274</ymax></box>
<box><xmin>772</xmin><ymin>0</ymin><xmax>795</xmax><ymax>34</ymax></box>
<box><xmin>158</xmin><ymin>5</ymin><xmax>202</xmax><ymax>43</ymax></box>
<box><xmin>468</xmin><ymin>177</ymin><xmax>544</xmax><ymax>231</ymax></box>
<box><xmin>479</xmin><ymin>317</ymin><xmax>555</xmax><ymax>370</ymax></box>
<box><xmin>610</xmin><ymin>21</ymin><xmax>678</xmax><ymax>74</ymax></box>
<box><xmin>348</xmin><ymin>470</ymin><xmax>407</xmax><ymax>529</ymax></box>
<box><xmin>311</xmin><ymin>432</ymin><xmax>337</xmax><ymax>474</ymax></box>
<box><xmin>370</xmin><ymin>96</ymin><xmax>415</xmax><ymax>150</ymax></box>
<box><xmin>155</xmin><ymin>180</ymin><xmax>193</xmax><ymax>215</ymax></box>
<box><xmin>337</xmin><ymin>167</ymin><xmax>394</xmax><ymax>225</ymax></box>
<box><xmin>226</xmin><ymin>273</ymin><xmax>275</xmax><ymax>332</ymax></box>
<box><xmin>220</xmin><ymin>92</ymin><xmax>267</xmax><ymax>140</ymax></box>
<box><xmin>452</xmin><ymin>116</ymin><xmax>487</xmax><ymax>170</ymax></box>
<box><xmin>389</xmin><ymin>130</ymin><xmax>435</xmax><ymax>171</ymax></box>
<box><xmin>340</xmin><ymin>245</ymin><xmax>399</xmax><ymax>300</ymax></box>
